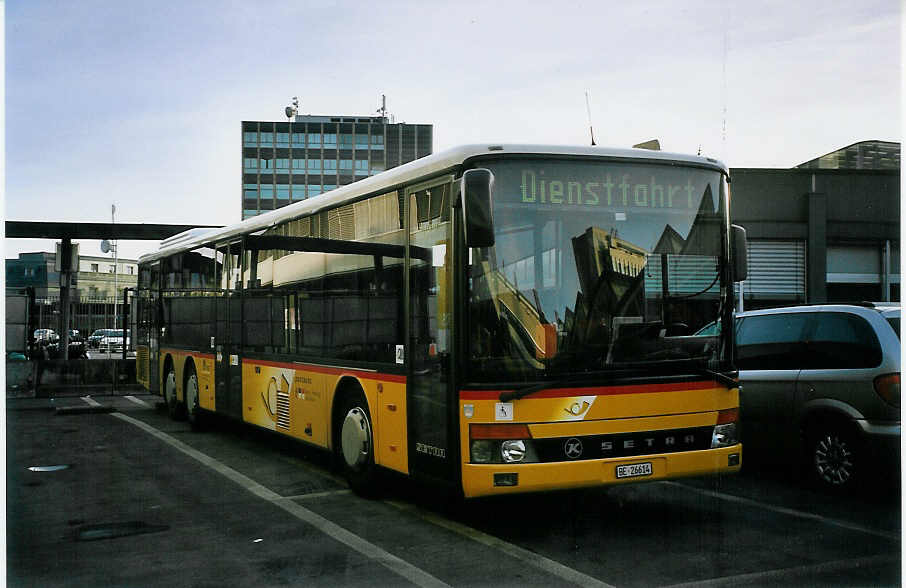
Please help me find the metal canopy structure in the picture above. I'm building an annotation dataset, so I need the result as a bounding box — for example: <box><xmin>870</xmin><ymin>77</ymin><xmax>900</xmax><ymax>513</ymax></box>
<box><xmin>5</xmin><ymin>221</ymin><xmax>221</xmax><ymax>240</ymax></box>
<box><xmin>6</xmin><ymin>220</ymin><xmax>221</xmax><ymax>361</ymax></box>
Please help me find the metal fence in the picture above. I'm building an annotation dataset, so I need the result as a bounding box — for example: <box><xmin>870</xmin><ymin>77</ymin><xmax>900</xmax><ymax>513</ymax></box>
<box><xmin>33</xmin><ymin>296</ymin><xmax>130</xmax><ymax>345</ymax></box>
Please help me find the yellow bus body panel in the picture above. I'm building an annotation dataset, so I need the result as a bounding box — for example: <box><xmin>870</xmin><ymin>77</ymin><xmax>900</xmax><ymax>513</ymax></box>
<box><xmin>459</xmin><ymin>381</ymin><xmax>741</xmax><ymax>498</ymax></box>
<box><xmin>239</xmin><ymin>360</ymin><xmax>409</xmax><ymax>475</ymax></box>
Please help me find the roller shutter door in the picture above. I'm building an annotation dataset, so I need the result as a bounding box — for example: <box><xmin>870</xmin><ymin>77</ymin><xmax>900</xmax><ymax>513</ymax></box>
<box><xmin>739</xmin><ymin>240</ymin><xmax>806</xmax><ymax>301</ymax></box>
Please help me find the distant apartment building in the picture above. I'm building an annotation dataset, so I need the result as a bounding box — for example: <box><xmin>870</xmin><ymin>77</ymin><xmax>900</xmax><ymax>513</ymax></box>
<box><xmin>241</xmin><ymin>114</ymin><xmax>433</xmax><ymax>219</ymax></box>
<box><xmin>5</xmin><ymin>252</ymin><xmax>138</xmax><ymax>299</ymax></box>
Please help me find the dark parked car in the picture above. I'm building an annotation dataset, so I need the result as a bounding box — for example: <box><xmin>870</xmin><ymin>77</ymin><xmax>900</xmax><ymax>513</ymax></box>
<box><xmin>735</xmin><ymin>303</ymin><xmax>900</xmax><ymax>491</ymax></box>
<box><xmin>45</xmin><ymin>330</ymin><xmax>87</xmax><ymax>359</ymax></box>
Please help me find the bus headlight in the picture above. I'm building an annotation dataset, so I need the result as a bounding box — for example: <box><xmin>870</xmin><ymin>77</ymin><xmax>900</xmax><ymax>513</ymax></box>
<box><xmin>711</xmin><ymin>423</ymin><xmax>738</xmax><ymax>448</ymax></box>
<box><xmin>469</xmin><ymin>424</ymin><xmax>538</xmax><ymax>464</ymax></box>
<box><xmin>501</xmin><ymin>440</ymin><xmax>526</xmax><ymax>463</ymax></box>
<box><xmin>471</xmin><ymin>440</ymin><xmax>494</xmax><ymax>463</ymax></box>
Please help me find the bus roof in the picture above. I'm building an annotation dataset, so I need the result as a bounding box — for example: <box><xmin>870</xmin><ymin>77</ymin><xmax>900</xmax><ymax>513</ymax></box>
<box><xmin>139</xmin><ymin>143</ymin><xmax>728</xmax><ymax>264</ymax></box>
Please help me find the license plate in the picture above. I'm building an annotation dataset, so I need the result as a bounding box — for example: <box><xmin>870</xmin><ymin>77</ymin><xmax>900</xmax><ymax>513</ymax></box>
<box><xmin>616</xmin><ymin>462</ymin><xmax>653</xmax><ymax>479</ymax></box>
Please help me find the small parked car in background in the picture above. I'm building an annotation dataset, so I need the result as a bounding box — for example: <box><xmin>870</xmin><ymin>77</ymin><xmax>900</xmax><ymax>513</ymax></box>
<box><xmin>99</xmin><ymin>329</ymin><xmax>127</xmax><ymax>352</ymax></box>
<box><xmin>735</xmin><ymin>303</ymin><xmax>900</xmax><ymax>492</ymax></box>
<box><xmin>87</xmin><ymin>329</ymin><xmax>106</xmax><ymax>349</ymax></box>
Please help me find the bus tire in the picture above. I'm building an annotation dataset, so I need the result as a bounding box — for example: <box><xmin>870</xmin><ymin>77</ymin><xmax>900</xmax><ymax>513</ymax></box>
<box><xmin>335</xmin><ymin>389</ymin><xmax>380</xmax><ymax>497</ymax></box>
<box><xmin>185</xmin><ymin>363</ymin><xmax>203</xmax><ymax>431</ymax></box>
<box><xmin>164</xmin><ymin>362</ymin><xmax>185</xmax><ymax>421</ymax></box>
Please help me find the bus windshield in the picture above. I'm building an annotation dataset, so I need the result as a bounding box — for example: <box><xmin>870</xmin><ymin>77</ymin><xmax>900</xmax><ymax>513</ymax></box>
<box><xmin>468</xmin><ymin>157</ymin><xmax>730</xmax><ymax>382</ymax></box>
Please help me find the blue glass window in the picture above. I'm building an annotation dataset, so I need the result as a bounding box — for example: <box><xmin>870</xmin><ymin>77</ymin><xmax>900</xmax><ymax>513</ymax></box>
<box><xmin>323</xmin><ymin>159</ymin><xmax>337</xmax><ymax>171</ymax></box>
<box><xmin>244</xmin><ymin>158</ymin><xmax>258</xmax><ymax>171</ymax></box>
<box><xmin>260</xmin><ymin>132</ymin><xmax>274</xmax><ymax>147</ymax></box>
<box><xmin>308</xmin><ymin>185</ymin><xmax>322</xmax><ymax>197</ymax></box>
<box><xmin>355</xmin><ymin>134</ymin><xmax>369</xmax><ymax>149</ymax></box>
<box><xmin>355</xmin><ymin>159</ymin><xmax>369</xmax><ymax>176</ymax></box>
<box><xmin>339</xmin><ymin>134</ymin><xmax>354</xmax><ymax>148</ymax></box>
<box><xmin>291</xmin><ymin>133</ymin><xmax>305</xmax><ymax>147</ymax></box>
<box><xmin>307</xmin><ymin>159</ymin><xmax>321</xmax><ymax>171</ymax></box>
<box><xmin>260</xmin><ymin>185</ymin><xmax>274</xmax><ymax>198</ymax></box>
<box><xmin>371</xmin><ymin>134</ymin><xmax>384</xmax><ymax>146</ymax></box>
<box><xmin>323</xmin><ymin>133</ymin><xmax>337</xmax><ymax>148</ymax></box>
<box><xmin>339</xmin><ymin>159</ymin><xmax>353</xmax><ymax>170</ymax></box>
<box><xmin>243</xmin><ymin>183</ymin><xmax>258</xmax><ymax>198</ymax></box>
<box><xmin>276</xmin><ymin>185</ymin><xmax>290</xmax><ymax>200</ymax></box>
<box><xmin>323</xmin><ymin>184</ymin><xmax>336</xmax><ymax>192</ymax></box>
<box><xmin>243</xmin><ymin>209</ymin><xmax>259</xmax><ymax>218</ymax></box>
<box><xmin>275</xmin><ymin>158</ymin><xmax>289</xmax><ymax>169</ymax></box>
<box><xmin>308</xmin><ymin>133</ymin><xmax>321</xmax><ymax>147</ymax></box>
<box><xmin>276</xmin><ymin>133</ymin><xmax>289</xmax><ymax>147</ymax></box>
<box><xmin>243</xmin><ymin>132</ymin><xmax>258</xmax><ymax>147</ymax></box>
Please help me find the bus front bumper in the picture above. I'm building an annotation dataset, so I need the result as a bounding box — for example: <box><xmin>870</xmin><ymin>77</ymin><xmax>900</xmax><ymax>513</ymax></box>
<box><xmin>461</xmin><ymin>445</ymin><xmax>742</xmax><ymax>498</ymax></box>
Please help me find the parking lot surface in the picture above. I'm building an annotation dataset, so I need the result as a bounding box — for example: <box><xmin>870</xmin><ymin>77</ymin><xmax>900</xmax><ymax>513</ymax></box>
<box><xmin>7</xmin><ymin>394</ymin><xmax>901</xmax><ymax>587</ymax></box>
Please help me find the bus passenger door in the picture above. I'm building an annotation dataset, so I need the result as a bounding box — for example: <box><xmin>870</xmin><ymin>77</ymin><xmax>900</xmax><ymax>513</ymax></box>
<box><xmin>407</xmin><ymin>180</ymin><xmax>456</xmax><ymax>483</ymax></box>
<box><xmin>215</xmin><ymin>243</ymin><xmax>243</xmax><ymax>420</ymax></box>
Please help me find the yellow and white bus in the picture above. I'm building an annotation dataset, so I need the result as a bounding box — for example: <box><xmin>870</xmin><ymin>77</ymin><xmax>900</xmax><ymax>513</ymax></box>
<box><xmin>134</xmin><ymin>144</ymin><xmax>747</xmax><ymax>498</ymax></box>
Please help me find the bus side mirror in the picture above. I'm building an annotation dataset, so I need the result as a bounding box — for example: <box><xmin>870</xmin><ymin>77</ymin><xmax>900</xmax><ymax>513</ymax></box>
<box><xmin>731</xmin><ymin>224</ymin><xmax>748</xmax><ymax>282</ymax></box>
<box><xmin>461</xmin><ymin>169</ymin><xmax>495</xmax><ymax>248</ymax></box>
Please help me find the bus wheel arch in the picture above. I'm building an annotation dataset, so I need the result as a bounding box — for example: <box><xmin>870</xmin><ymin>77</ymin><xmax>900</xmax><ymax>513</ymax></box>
<box><xmin>332</xmin><ymin>378</ymin><xmax>380</xmax><ymax>496</ymax></box>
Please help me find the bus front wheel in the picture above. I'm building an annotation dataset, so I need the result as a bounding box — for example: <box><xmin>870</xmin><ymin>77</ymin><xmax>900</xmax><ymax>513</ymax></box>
<box><xmin>335</xmin><ymin>390</ymin><xmax>380</xmax><ymax>497</ymax></box>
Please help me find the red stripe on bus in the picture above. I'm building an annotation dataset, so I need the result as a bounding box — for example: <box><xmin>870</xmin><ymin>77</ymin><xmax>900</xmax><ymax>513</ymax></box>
<box><xmin>459</xmin><ymin>380</ymin><xmax>721</xmax><ymax>400</ymax></box>
<box><xmin>246</xmin><ymin>358</ymin><xmax>407</xmax><ymax>383</ymax></box>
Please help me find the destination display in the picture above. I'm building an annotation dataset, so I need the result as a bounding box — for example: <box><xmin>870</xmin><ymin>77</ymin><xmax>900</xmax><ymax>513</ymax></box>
<box><xmin>485</xmin><ymin>159</ymin><xmax>723</xmax><ymax>215</ymax></box>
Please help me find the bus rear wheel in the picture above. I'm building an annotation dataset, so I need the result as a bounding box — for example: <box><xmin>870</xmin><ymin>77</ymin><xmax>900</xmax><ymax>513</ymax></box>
<box><xmin>335</xmin><ymin>390</ymin><xmax>380</xmax><ymax>497</ymax></box>
<box><xmin>164</xmin><ymin>364</ymin><xmax>184</xmax><ymax>421</ymax></box>
<box><xmin>185</xmin><ymin>364</ymin><xmax>203</xmax><ymax>430</ymax></box>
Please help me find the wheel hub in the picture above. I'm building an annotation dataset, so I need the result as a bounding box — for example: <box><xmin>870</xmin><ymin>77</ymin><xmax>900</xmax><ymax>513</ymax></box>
<box><xmin>340</xmin><ymin>407</ymin><xmax>371</xmax><ymax>470</ymax></box>
<box><xmin>814</xmin><ymin>434</ymin><xmax>853</xmax><ymax>485</ymax></box>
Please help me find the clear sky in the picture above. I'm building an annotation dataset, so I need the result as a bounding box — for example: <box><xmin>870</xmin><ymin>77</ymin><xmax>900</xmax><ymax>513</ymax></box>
<box><xmin>3</xmin><ymin>0</ymin><xmax>901</xmax><ymax>261</ymax></box>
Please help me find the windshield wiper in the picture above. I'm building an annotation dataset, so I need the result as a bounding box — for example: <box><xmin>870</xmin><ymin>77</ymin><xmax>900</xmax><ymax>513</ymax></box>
<box><xmin>499</xmin><ymin>374</ymin><xmax>630</xmax><ymax>402</ymax></box>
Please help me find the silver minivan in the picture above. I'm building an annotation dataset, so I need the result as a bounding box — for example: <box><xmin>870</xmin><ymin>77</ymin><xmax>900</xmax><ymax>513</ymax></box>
<box><xmin>735</xmin><ymin>303</ymin><xmax>900</xmax><ymax>491</ymax></box>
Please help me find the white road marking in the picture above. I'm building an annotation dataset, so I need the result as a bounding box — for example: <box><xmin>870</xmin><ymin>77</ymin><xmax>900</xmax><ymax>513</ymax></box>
<box><xmin>664</xmin><ymin>481</ymin><xmax>900</xmax><ymax>541</ymax></box>
<box><xmin>386</xmin><ymin>499</ymin><xmax>616</xmax><ymax>588</ymax></box>
<box><xmin>111</xmin><ymin>412</ymin><xmax>450</xmax><ymax>588</ymax></box>
<box><xmin>124</xmin><ymin>395</ymin><xmax>153</xmax><ymax>408</ymax></box>
<box><xmin>283</xmin><ymin>489</ymin><xmax>352</xmax><ymax>501</ymax></box>
<box><xmin>661</xmin><ymin>554</ymin><xmax>899</xmax><ymax>587</ymax></box>
<box><xmin>80</xmin><ymin>396</ymin><xmax>103</xmax><ymax>407</ymax></box>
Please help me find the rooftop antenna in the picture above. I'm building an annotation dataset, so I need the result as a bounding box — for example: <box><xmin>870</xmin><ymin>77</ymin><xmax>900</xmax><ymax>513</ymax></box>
<box><xmin>584</xmin><ymin>90</ymin><xmax>597</xmax><ymax>146</ymax></box>
<box><xmin>376</xmin><ymin>94</ymin><xmax>388</xmax><ymax>120</ymax></box>
<box><xmin>285</xmin><ymin>96</ymin><xmax>299</xmax><ymax>121</ymax></box>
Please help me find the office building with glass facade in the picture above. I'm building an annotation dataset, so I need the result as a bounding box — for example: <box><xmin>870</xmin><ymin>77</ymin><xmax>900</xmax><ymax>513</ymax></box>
<box><xmin>241</xmin><ymin>115</ymin><xmax>432</xmax><ymax>219</ymax></box>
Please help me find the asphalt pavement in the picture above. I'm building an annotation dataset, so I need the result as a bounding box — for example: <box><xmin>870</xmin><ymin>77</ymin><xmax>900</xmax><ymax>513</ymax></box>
<box><xmin>6</xmin><ymin>394</ymin><xmax>901</xmax><ymax>587</ymax></box>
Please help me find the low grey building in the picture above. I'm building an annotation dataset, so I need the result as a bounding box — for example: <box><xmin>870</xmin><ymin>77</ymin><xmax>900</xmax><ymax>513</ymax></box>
<box><xmin>730</xmin><ymin>140</ymin><xmax>899</xmax><ymax>309</ymax></box>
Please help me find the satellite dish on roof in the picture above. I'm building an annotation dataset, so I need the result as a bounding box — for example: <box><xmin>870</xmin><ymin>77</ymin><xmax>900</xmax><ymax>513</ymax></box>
<box><xmin>285</xmin><ymin>106</ymin><xmax>295</xmax><ymax>119</ymax></box>
<box><xmin>100</xmin><ymin>240</ymin><xmax>111</xmax><ymax>253</ymax></box>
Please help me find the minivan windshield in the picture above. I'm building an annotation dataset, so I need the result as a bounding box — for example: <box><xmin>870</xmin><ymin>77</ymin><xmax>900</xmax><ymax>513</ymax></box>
<box><xmin>467</xmin><ymin>157</ymin><xmax>731</xmax><ymax>382</ymax></box>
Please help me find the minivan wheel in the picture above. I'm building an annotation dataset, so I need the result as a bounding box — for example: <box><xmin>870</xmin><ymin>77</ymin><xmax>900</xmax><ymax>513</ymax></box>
<box><xmin>810</xmin><ymin>425</ymin><xmax>859</xmax><ymax>491</ymax></box>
